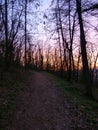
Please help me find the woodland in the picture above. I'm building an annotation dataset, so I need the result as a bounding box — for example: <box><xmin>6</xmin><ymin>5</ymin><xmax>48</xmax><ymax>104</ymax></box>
<box><xmin>0</xmin><ymin>0</ymin><xmax>98</xmax><ymax>129</ymax></box>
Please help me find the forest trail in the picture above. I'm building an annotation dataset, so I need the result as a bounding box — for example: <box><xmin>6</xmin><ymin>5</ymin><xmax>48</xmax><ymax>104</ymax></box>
<box><xmin>9</xmin><ymin>71</ymin><xmax>92</xmax><ymax>130</ymax></box>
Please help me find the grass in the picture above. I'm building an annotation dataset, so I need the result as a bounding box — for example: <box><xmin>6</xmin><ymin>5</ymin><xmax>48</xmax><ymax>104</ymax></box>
<box><xmin>0</xmin><ymin>69</ymin><xmax>30</xmax><ymax>130</ymax></box>
<box><xmin>47</xmin><ymin>72</ymin><xmax>98</xmax><ymax>125</ymax></box>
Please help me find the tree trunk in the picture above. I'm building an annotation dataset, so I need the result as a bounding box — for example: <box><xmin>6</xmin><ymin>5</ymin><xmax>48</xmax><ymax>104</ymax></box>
<box><xmin>76</xmin><ymin>0</ymin><xmax>92</xmax><ymax>97</ymax></box>
<box><xmin>55</xmin><ymin>4</ymin><xmax>63</xmax><ymax>75</ymax></box>
<box><xmin>25</xmin><ymin>0</ymin><xmax>27</xmax><ymax>68</ymax></box>
<box><xmin>5</xmin><ymin>0</ymin><xmax>9</xmax><ymax>70</ymax></box>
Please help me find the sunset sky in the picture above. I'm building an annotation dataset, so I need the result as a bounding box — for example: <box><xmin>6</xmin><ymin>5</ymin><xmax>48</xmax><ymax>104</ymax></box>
<box><xmin>27</xmin><ymin>0</ymin><xmax>98</xmax><ymax>67</ymax></box>
<box><xmin>36</xmin><ymin>0</ymin><xmax>98</xmax><ymax>40</ymax></box>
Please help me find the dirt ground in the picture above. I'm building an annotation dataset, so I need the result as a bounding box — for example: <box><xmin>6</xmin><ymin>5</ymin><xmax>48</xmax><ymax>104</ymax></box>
<box><xmin>8</xmin><ymin>71</ymin><xmax>96</xmax><ymax>130</ymax></box>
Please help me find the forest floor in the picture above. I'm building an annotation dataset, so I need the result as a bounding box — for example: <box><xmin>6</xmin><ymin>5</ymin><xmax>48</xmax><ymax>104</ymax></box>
<box><xmin>0</xmin><ymin>70</ymin><xmax>98</xmax><ymax>130</ymax></box>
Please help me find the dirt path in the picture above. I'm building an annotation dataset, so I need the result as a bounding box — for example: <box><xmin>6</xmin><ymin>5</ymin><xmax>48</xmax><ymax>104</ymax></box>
<box><xmin>8</xmin><ymin>72</ymin><xmax>92</xmax><ymax>130</ymax></box>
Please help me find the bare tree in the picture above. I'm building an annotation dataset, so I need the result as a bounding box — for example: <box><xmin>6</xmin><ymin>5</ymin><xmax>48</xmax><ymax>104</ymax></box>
<box><xmin>76</xmin><ymin>0</ymin><xmax>92</xmax><ymax>96</ymax></box>
<box><xmin>4</xmin><ymin>0</ymin><xmax>8</xmax><ymax>70</ymax></box>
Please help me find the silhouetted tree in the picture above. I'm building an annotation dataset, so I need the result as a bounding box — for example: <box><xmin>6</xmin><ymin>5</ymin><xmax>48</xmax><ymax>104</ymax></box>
<box><xmin>76</xmin><ymin>0</ymin><xmax>92</xmax><ymax>96</ymax></box>
<box><xmin>4</xmin><ymin>0</ymin><xmax>9</xmax><ymax>70</ymax></box>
